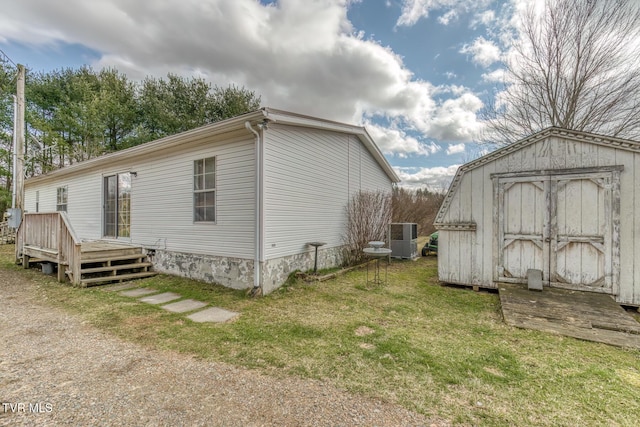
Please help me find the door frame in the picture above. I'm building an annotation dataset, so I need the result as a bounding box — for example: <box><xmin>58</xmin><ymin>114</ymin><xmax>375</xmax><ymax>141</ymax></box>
<box><xmin>102</xmin><ymin>172</ymin><xmax>133</xmax><ymax>240</ymax></box>
<box><xmin>491</xmin><ymin>165</ymin><xmax>622</xmax><ymax>295</ymax></box>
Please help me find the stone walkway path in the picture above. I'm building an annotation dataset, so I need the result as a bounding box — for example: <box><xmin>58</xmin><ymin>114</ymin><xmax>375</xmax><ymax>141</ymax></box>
<box><xmin>109</xmin><ymin>284</ymin><xmax>240</xmax><ymax>323</ymax></box>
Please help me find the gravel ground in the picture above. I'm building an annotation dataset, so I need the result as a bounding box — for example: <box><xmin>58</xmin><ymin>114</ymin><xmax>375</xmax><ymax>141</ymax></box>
<box><xmin>0</xmin><ymin>267</ymin><xmax>439</xmax><ymax>426</ymax></box>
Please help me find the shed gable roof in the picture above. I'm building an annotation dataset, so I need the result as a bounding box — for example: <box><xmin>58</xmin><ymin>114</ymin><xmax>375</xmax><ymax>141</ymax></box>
<box><xmin>435</xmin><ymin>127</ymin><xmax>640</xmax><ymax>225</ymax></box>
<box><xmin>25</xmin><ymin>107</ymin><xmax>400</xmax><ymax>185</ymax></box>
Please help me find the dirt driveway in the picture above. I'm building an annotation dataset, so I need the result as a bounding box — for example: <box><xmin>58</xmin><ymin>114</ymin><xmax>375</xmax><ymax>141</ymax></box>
<box><xmin>0</xmin><ymin>267</ymin><xmax>432</xmax><ymax>427</ymax></box>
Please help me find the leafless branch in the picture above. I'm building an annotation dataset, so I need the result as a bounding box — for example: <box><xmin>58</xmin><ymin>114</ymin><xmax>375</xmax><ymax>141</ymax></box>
<box><xmin>343</xmin><ymin>191</ymin><xmax>392</xmax><ymax>266</ymax></box>
<box><xmin>484</xmin><ymin>0</ymin><xmax>640</xmax><ymax>144</ymax></box>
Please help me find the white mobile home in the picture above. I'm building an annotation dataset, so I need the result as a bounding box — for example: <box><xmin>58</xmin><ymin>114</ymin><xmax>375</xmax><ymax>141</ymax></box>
<box><xmin>435</xmin><ymin>127</ymin><xmax>640</xmax><ymax>306</ymax></box>
<box><xmin>22</xmin><ymin>108</ymin><xmax>399</xmax><ymax>293</ymax></box>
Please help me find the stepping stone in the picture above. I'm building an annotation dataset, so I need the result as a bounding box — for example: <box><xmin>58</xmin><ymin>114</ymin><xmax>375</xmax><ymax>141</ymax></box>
<box><xmin>139</xmin><ymin>292</ymin><xmax>181</xmax><ymax>305</ymax></box>
<box><xmin>103</xmin><ymin>283</ymin><xmax>140</xmax><ymax>292</ymax></box>
<box><xmin>120</xmin><ymin>288</ymin><xmax>159</xmax><ymax>297</ymax></box>
<box><xmin>161</xmin><ymin>299</ymin><xmax>208</xmax><ymax>313</ymax></box>
<box><xmin>187</xmin><ymin>307</ymin><xmax>239</xmax><ymax>323</ymax></box>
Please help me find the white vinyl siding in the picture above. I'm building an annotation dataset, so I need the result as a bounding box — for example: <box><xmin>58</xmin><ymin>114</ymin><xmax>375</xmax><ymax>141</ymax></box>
<box><xmin>359</xmin><ymin>141</ymin><xmax>395</xmax><ymax>192</ymax></box>
<box><xmin>24</xmin><ymin>131</ymin><xmax>256</xmax><ymax>259</ymax></box>
<box><xmin>263</xmin><ymin>126</ymin><xmax>393</xmax><ymax>260</ymax></box>
<box><xmin>131</xmin><ymin>134</ymin><xmax>255</xmax><ymax>258</ymax></box>
<box><xmin>25</xmin><ymin>174</ymin><xmax>103</xmax><ymax>239</ymax></box>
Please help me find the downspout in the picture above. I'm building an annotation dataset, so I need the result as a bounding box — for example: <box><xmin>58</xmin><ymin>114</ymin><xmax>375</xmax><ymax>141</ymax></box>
<box><xmin>245</xmin><ymin>121</ymin><xmax>263</xmax><ymax>293</ymax></box>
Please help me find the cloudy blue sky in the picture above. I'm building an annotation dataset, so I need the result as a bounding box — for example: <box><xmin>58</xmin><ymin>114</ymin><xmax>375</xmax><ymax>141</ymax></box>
<box><xmin>0</xmin><ymin>0</ymin><xmax>524</xmax><ymax>189</ymax></box>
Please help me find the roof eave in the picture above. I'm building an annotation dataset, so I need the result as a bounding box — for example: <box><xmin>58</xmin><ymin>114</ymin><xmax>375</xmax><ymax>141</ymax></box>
<box><xmin>25</xmin><ymin>107</ymin><xmax>400</xmax><ymax>185</ymax></box>
<box><xmin>25</xmin><ymin>109</ymin><xmax>268</xmax><ymax>185</ymax></box>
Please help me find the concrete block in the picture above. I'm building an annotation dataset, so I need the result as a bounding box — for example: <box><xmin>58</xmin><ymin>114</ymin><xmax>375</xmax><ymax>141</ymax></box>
<box><xmin>527</xmin><ymin>269</ymin><xmax>543</xmax><ymax>291</ymax></box>
<box><xmin>187</xmin><ymin>307</ymin><xmax>239</xmax><ymax>323</ymax></box>
<box><xmin>120</xmin><ymin>288</ymin><xmax>159</xmax><ymax>297</ymax></box>
<box><xmin>139</xmin><ymin>292</ymin><xmax>181</xmax><ymax>305</ymax></box>
<box><xmin>161</xmin><ymin>299</ymin><xmax>208</xmax><ymax>313</ymax></box>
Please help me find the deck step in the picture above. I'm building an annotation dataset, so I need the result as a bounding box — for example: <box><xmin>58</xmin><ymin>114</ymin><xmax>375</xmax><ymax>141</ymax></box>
<box><xmin>80</xmin><ymin>253</ymin><xmax>146</xmax><ymax>264</ymax></box>
<box><xmin>81</xmin><ymin>248</ymin><xmax>143</xmax><ymax>260</ymax></box>
<box><xmin>81</xmin><ymin>271</ymin><xmax>157</xmax><ymax>286</ymax></box>
<box><xmin>81</xmin><ymin>262</ymin><xmax>153</xmax><ymax>274</ymax></box>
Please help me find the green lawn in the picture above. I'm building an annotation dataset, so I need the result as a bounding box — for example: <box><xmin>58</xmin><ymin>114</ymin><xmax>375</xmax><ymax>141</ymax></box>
<box><xmin>2</xmin><ymin>244</ymin><xmax>639</xmax><ymax>426</ymax></box>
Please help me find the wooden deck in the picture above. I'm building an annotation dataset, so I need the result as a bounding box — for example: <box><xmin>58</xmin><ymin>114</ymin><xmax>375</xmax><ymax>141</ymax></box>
<box><xmin>498</xmin><ymin>283</ymin><xmax>640</xmax><ymax>349</ymax></box>
<box><xmin>23</xmin><ymin>241</ymin><xmax>156</xmax><ymax>286</ymax></box>
<box><xmin>17</xmin><ymin>213</ymin><xmax>156</xmax><ymax>286</ymax></box>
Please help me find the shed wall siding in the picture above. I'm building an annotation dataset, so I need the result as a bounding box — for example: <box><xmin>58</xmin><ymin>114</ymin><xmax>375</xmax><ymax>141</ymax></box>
<box><xmin>438</xmin><ymin>136</ymin><xmax>640</xmax><ymax>305</ymax></box>
<box><xmin>262</xmin><ymin>126</ymin><xmax>392</xmax><ymax>262</ymax></box>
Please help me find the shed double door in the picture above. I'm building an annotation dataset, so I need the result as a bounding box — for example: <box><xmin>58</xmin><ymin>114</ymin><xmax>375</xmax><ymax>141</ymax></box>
<box><xmin>496</xmin><ymin>170</ymin><xmax>619</xmax><ymax>294</ymax></box>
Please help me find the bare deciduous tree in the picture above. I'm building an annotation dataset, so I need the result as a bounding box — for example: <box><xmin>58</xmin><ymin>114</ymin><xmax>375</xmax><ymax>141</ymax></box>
<box><xmin>343</xmin><ymin>190</ymin><xmax>392</xmax><ymax>266</ymax></box>
<box><xmin>485</xmin><ymin>0</ymin><xmax>640</xmax><ymax>144</ymax></box>
<box><xmin>392</xmin><ymin>187</ymin><xmax>445</xmax><ymax>236</ymax></box>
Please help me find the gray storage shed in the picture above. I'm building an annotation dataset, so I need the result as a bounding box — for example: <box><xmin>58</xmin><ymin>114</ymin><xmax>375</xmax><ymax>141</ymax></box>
<box><xmin>434</xmin><ymin>127</ymin><xmax>640</xmax><ymax>306</ymax></box>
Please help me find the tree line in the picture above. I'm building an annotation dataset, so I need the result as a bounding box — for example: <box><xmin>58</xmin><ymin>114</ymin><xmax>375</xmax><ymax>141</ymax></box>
<box><xmin>0</xmin><ymin>62</ymin><xmax>261</xmax><ymax>213</ymax></box>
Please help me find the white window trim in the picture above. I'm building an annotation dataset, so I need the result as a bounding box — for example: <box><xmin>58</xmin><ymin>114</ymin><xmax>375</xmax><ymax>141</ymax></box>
<box><xmin>56</xmin><ymin>186</ymin><xmax>68</xmax><ymax>212</ymax></box>
<box><xmin>193</xmin><ymin>157</ymin><xmax>216</xmax><ymax>223</ymax></box>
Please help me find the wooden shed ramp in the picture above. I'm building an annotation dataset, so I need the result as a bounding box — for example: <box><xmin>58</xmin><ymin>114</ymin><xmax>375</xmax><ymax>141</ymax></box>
<box><xmin>498</xmin><ymin>283</ymin><xmax>640</xmax><ymax>349</ymax></box>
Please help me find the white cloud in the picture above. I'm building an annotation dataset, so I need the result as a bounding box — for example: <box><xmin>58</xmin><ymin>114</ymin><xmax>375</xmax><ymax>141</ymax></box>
<box><xmin>460</xmin><ymin>36</ymin><xmax>501</xmax><ymax>67</ymax></box>
<box><xmin>446</xmin><ymin>143</ymin><xmax>465</xmax><ymax>155</ymax></box>
<box><xmin>438</xmin><ymin>9</ymin><xmax>459</xmax><ymax>25</ymax></box>
<box><xmin>395</xmin><ymin>165</ymin><xmax>460</xmax><ymax>190</ymax></box>
<box><xmin>396</xmin><ymin>0</ymin><xmax>494</xmax><ymax>27</ymax></box>
<box><xmin>0</xmin><ymin>0</ymin><xmax>487</xmax><ymax>159</ymax></box>
<box><xmin>366</xmin><ymin>122</ymin><xmax>441</xmax><ymax>158</ymax></box>
<box><xmin>481</xmin><ymin>68</ymin><xmax>505</xmax><ymax>83</ymax></box>
<box><xmin>471</xmin><ymin>10</ymin><xmax>495</xmax><ymax>28</ymax></box>
<box><xmin>430</xmin><ymin>92</ymin><xmax>484</xmax><ymax>141</ymax></box>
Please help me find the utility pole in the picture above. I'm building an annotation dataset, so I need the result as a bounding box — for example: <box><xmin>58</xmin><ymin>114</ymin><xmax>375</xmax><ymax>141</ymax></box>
<box><xmin>8</xmin><ymin>64</ymin><xmax>25</xmax><ymax>233</ymax></box>
<box><xmin>15</xmin><ymin>64</ymin><xmax>25</xmax><ymax>212</ymax></box>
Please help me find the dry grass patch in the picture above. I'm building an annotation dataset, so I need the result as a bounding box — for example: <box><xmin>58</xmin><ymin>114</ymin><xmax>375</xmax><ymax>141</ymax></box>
<box><xmin>354</xmin><ymin>326</ymin><xmax>375</xmax><ymax>336</ymax></box>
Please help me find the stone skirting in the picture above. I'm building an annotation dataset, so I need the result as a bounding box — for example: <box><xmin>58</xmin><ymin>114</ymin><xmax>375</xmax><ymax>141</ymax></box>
<box><xmin>151</xmin><ymin>250</ymin><xmax>254</xmax><ymax>290</ymax></box>
<box><xmin>149</xmin><ymin>246</ymin><xmax>347</xmax><ymax>294</ymax></box>
<box><xmin>261</xmin><ymin>246</ymin><xmax>346</xmax><ymax>294</ymax></box>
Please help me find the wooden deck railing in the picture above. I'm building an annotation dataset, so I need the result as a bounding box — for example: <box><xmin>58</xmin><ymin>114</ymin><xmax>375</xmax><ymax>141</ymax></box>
<box><xmin>16</xmin><ymin>212</ymin><xmax>82</xmax><ymax>284</ymax></box>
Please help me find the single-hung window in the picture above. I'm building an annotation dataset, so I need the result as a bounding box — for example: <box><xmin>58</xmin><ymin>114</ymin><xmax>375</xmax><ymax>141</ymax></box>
<box><xmin>194</xmin><ymin>157</ymin><xmax>215</xmax><ymax>222</ymax></box>
<box><xmin>56</xmin><ymin>186</ymin><xmax>68</xmax><ymax>212</ymax></box>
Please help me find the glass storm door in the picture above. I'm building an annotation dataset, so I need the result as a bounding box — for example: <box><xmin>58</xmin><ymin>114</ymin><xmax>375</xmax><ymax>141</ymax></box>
<box><xmin>104</xmin><ymin>173</ymin><xmax>131</xmax><ymax>238</ymax></box>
